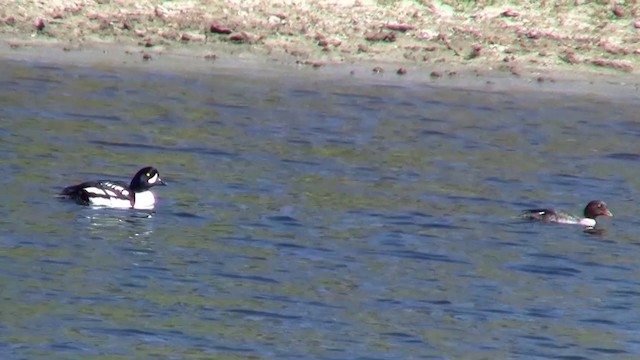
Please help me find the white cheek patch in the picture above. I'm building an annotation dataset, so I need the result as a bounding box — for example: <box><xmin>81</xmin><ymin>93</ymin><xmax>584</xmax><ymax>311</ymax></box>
<box><xmin>148</xmin><ymin>173</ymin><xmax>159</xmax><ymax>184</ymax></box>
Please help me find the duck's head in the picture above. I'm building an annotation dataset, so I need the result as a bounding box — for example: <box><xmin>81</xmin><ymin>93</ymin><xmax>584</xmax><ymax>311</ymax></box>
<box><xmin>584</xmin><ymin>200</ymin><xmax>612</xmax><ymax>219</ymax></box>
<box><xmin>130</xmin><ymin>166</ymin><xmax>167</xmax><ymax>191</ymax></box>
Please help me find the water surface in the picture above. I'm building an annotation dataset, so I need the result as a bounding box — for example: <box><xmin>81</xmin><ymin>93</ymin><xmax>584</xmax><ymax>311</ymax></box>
<box><xmin>1</xmin><ymin>59</ymin><xmax>640</xmax><ymax>359</ymax></box>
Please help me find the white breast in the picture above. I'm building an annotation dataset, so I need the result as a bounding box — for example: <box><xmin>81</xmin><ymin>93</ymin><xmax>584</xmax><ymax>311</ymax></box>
<box><xmin>133</xmin><ymin>191</ymin><xmax>156</xmax><ymax>210</ymax></box>
<box><xmin>579</xmin><ymin>218</ymin><xmax>596</xmax><ymax>227</ymax></box>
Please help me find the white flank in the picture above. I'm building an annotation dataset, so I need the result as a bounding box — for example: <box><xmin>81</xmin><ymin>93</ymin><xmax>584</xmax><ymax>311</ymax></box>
<box><xmin>133</xmin><ymin>191</ymin><xmax>156</xmax><ymax>210</ymax></box>
<box><xmin>148</xmin><ymin>173</ymin><xmax>159</xmax><ymax>184</ymax></box>
<box><xmin>555</xmin><ymin>218</ymin><xmax>578</xmax><ymax>225</ymax></box>
<box><xmin>89</xmin><ymin>196</ymin><xmax>132</xmax><ymax>209</ymax></box>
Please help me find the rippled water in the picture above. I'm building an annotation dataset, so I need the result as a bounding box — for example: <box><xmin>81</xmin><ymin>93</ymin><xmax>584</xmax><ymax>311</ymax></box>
<box><xmin>1</xmin><ymin>58</ymin><xmax>640</xmax><ymax>359</ymax></box>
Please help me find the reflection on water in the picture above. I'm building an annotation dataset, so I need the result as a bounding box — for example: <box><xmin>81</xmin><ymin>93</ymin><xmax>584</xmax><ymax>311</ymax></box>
<box><xmin>0</xmin><ymin>58</ymin><xmax>639</xmax><ymax>359</ymax></box>
<box><xmin>80</xmin><ymin>210</ymin><xmax>155</xmax><ymax>241</ymax></box>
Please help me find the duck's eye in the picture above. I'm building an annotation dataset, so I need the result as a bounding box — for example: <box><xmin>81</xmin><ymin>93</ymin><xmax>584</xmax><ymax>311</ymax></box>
<box><xmin>146</xmin><ymin>173</ymin><xmax>151</xmax><ymax>177</ymax></box>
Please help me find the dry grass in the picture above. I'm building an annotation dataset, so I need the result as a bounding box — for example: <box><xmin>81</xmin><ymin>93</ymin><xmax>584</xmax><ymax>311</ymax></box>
<box><xmin>0</xmin><ymin>0</ymin><xmax>638</xmax><ymax>74</ymax></box>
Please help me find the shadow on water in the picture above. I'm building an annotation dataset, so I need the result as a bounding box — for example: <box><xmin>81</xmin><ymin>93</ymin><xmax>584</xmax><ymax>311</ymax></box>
<box><xmin>1</xmin><ymin>58</ymin><xmax>640</xmax><ymax>359</ymax></box>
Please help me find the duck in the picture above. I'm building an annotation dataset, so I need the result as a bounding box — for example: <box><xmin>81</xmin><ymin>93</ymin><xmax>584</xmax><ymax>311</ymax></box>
<box><xmin>60</xmin><ymin>166</ymin><xmax>166</xmax><ymax>210</ymax></box>
<box><xmin>520</xmin><ymin>200</ymin><xmax>612</xmax><ymax>227</ymax></box>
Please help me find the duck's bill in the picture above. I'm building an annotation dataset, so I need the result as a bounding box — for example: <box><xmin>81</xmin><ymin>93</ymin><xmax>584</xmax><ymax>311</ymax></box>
<box><xmin>605</xmin><ymin>210</ymin><xmax>613</xmax><ymax>217</ymax></box>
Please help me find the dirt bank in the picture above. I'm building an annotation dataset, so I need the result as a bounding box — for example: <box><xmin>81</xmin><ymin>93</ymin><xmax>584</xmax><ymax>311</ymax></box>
<box><xmin>1</xmin><ymin>0</ymin><xmax>639</xmax><ymax>84</ymax></box>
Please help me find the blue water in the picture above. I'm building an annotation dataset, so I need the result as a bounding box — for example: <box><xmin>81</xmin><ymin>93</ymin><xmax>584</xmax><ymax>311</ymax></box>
<box><xmin>1</xmin><ymin>58</ymin><xmax>640</xmax><ymax>359</ymax></box>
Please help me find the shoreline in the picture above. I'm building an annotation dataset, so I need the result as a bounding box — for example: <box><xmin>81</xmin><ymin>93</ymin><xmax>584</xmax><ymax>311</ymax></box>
<box><xmin>2</xmin><ymin>0</ymin><xmax>640</xmax><ymax>96</ymax></box>
<box><xmin>3</xmin><ymin>39</ymin><xmax>639</xmax><ymax>101</ymax></box>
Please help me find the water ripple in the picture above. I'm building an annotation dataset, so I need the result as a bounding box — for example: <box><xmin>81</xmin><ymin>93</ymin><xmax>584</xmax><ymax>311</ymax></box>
<box><xmin>226</xmin><ymin>309</ymin><xmax>302</xmax><ymax>320</ymax></box>
<box><xmin>2</xmin><ymin>59</ymin><xmax>640</xmax><ymax>359</ymax></box>
<box><xmin>369</xmin><ymin>249</ymin><xmax>468</xmax><ymax>264</ymax></box>
<box><xmin>604</xmin><ymin>152</ymin><xmax>640</xmax><ymax>161</ymax></box>
<box><xmin>214</xmin><ymin>272</ymin><xmax>280</xmax><ymax>284</ymax></box>
<box><xmin>90</xmin><ymin>140</ymin><xmax>236</xmax><ymax>156</ymax></box>
<box><xmin>509</xmin><ymin>264</ymin><xmax>581</xmax><ymax>277</ymax></box>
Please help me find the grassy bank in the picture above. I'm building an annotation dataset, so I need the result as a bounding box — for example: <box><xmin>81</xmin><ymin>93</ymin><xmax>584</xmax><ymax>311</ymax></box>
<box><xmin>0</xmin><ymin>0</ymin><xmax>637</xmax><ymax>76</ymax></box>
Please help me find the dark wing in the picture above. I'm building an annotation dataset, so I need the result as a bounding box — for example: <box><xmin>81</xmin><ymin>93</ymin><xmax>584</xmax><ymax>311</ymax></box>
<box><xmin>520</xmin><ymin>208</ymin><xmax>557</xmax><ymax>222</ymax></box>
<box><xmin>61</xmin><ymin>180</ymin><xmax>132</xmax><ymax>206</ymax></box>
<box><xmin>61</xmin><ymin>181</ymin><xmax>97</xmax><ymax>205</ymax></box>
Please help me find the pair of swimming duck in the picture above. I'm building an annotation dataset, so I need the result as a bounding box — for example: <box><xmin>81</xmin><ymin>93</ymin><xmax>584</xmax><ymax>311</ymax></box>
<box><xmin>60</xmin><ymin>166</ymin><xmax>614</xmax><ymax>228</ymax></box>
